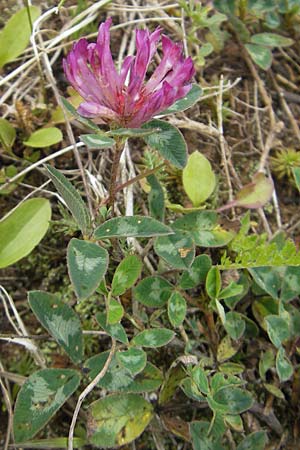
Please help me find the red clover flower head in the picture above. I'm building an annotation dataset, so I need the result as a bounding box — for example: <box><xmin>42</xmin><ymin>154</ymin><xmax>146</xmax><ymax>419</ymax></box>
<box><xmin>63</xmin><ymin>17</ymin><xmax>195</xmax><ymax>128</ymax></box>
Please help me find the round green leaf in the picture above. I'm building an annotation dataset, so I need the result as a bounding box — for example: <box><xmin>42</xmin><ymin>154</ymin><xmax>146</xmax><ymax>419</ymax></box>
<box><xmin>245</xmin><ymin>43</ymin><xmax>273</xmax><ymax>70</ymax></box>
<box><xmin>84</xmin><ymin>352</ymin><xmax>162</xmax><ymax>393</ymax></box>
<box><xmin>206</xmin><ymin>266</ymin><xmax>222</xmax><ymax>299</ymax></box>
<box><xmin>276</xmin><ymin>346</ymin><xmax>293</xmax><ymax>381</ymax></box>
<box><xmin>236</xmin><ymin>431</ymin><xmax>268</xmax><ymax>450</ymax></box>
<box><xmin>154</xmin><ymin>230</ymin><xmax>195</xmax><ymax>269</ymax></box>
<box><xmin>23</xmin><ymin>127</ymin><xmax>63</xmax><ymax>148</ymax></box>
<box><xmin>0</xmin><ymin>6</ymin><xmax>40</xmax><ymax>68</ymax></box>
<box><xmin>67</xmin><ymin>238</ymin><xmax>108</xmax><ymax>301</ymax></box>
<box><xmin>107</xmin><ymin>298</ymin><xmax>124</xmax><ymax>324</ymax></box>
<box><xmin>96</xmin><ymin>313</ymin><xmax>128</xmax><ymax>344</ymax></box>
<box><xmin>131</xmin><ymin>328</ymin><xmax>175</xmax><ymax>348</ymax></box>
<box><xmin>173</xmin><ymin>211</ymin><xmax>234</xmax><ymax>247</ymax></box>
<box><xmin>168</xmin><ymin>292</ymin><xmax>187</xmax><ymax>328</ymax></box>
<box><xmin>182</xmin><ymin>151</ymin><xmax>216</xmax><ymax>206</ymax></box>
<box><xmin>116</xmin><ymin>348</ymin><xmax>147</xmax><ymax>376</ymax></box>
<box><xmin>179</xmin><ymin>254</ymin><xmax>212</xmax><ymax>289</ymax></box>
<box><xmin>28</xmin><ymin>291</ymin><xmax>84</xmax><ymax>364</ymax></box>
<box><xmin>224</xmin><ymin>312</ymin><xmax>246</xmax><ymax>340</ymax></box>
<box><xmin>142</xmin><ymin>119</ymin><xmax>187</xmax><ymax>168</ymax></box>
<box><xmin>0</xmin><ymin>118</ymin><xmax>16</xmax><ymax>151</ymax></box>
<box><xmin>13</xmin><ymin>369</ymin><xmax>81</xmax><ymax>443</ymax></box>
<box><xmin>133</xmin><ymin>276</ymin><xmax>173</xmax><ymax>308</ymax></box>
<box><xmin>265</xmin><ymin>315</ymin><xmax>290</xmax><ymax>348</ymax></box>
<box><xmin>212</xmin><ymin>387</ymin><xmax>253</xmax><ymax>414</ymax></box>
<box><xmin>0</xmin><ymin>198</ymin><xmax>51</xmax><ymax>268</ymax></box>
<box><xmin>111</xmin><ymin>255</ymin><xmax>142</xmax><ymax>296</ymax></box>
<box><xmin>87</xmin><ymin>393</ymin><xmax>153</xmax><ymax>448</ymax></box>
<box><xmin>250</xmin><ymin>33</ymin><xmax>294</xmax><ymax>47</ymax></box>
<box><xmin>94</xmin><ymin>215</ymin><xmax>173</xmax><ymax>239</ymax></box>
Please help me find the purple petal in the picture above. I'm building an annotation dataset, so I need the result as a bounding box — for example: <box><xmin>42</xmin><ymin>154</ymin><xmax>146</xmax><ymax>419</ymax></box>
<box><xmin>144</xmin><ymin>35</ymin><xmax>183</xmax><ymax>93</ymax></box>
<box><xmin>77</xmin><ymin>101</ymin><xmax>118</xmax><ymax>122</ymax></box>
<box><xmin>96</xmin><ymin>18</ymin><xmax>121</xmax><ymax>98</ymax></box>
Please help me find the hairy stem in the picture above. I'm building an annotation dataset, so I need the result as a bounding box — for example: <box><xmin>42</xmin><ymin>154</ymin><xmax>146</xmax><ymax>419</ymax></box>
<box><xmin>108</xmin><ymin>140</ymin><xmax>124</xmax><ymax>214</ymax></box>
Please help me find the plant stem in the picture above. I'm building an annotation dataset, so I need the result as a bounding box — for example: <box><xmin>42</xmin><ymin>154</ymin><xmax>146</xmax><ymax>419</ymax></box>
<box><xmin>108</xmin><ymin>139</ymin><xmax>124</xmax><ymax>214</ymax></box>
<box><xmin>103</xmin><ymin>162</ymin><xmax>165</xmax><ymax>207</ymax></box>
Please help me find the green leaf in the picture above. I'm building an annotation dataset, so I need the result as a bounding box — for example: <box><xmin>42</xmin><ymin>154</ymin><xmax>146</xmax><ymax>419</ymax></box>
<box><xmin>192</xmin><ymin>366</ymin><xmax>210</xmax><ymax>395</ymax></box>
<box><xmin>250</xmin><ymin>33</ymin><xmax>294</xmax><ymax>47</ymax></box>
<box><xmin>28</xmin><ymin>291</ymin><xmax>84</xmax><ymax>363</ymax></box>
<box><xmin>0</xmin><ymin>118</ymin><xmax>16</xmax><ymax>151</ymax></box>
<box><xmin>264</xmin><ymin>383</ymin><xmax>285</xmax><ymax>399</ymax></box>
<box><xmin>219</xmin><ymin>282</ymin><xmax>244</xmax><ymax>300</ymax></box>
<box><xmin>108</xmin><ymin>127</ymin><xmax>159</xmax><ymax>138</ymax></box>
<box><xmin>212</xmin><ymin>387</ymin><xmax>253</xmax><ymax>414</ymax></box>
<box><xmin>111</xmin><ymin>255</ymin><xmax>142</xmax><ymax>296</ymax></box>
<box><xmin>60</xmin><ymin>97</ymin><xmax>99</xmax><ymax>131</ymax></box>
<box><xmin>179</xmin><ymin>254</ymin><xmax>212</xmax><ymax>289</ymax></box>
<box><xmin>80</xmin><ymin>133</ymin><xmax>115</xmax><ymax>149</ymax></box>
<box><xmin>96</xmin><ymin>313</ymin><xmax>128</xmax><ymax>344</ymax></box>
<box><xmin>67</xmin><ymin>238</ymin><xmax>109</xmax><ymax>300</ymax></box>
<box><xmin>87</xmin><ymin>393</ymin><xmax>153</xmax><ymax>448</ymax></box>
<box><xmin>133</xmin><ymin>276</ymin><xmax>173</xmax><ymax>308</ymax></box>
<box><xmin>293</xmin><ymin>167</ymin><xmax>300</xmax><ymax>192</ymax></box>
<box><xmin>85</xmin><ymin>353</ymin><xmax>162</xmax><ymax>392</ymax></box>
<box><xmin>46</xmin><ymin>164</ymin><xmax>91</xmax><ymax>235</ymax></box>
<box><xmin>173</xmin><ymin>211</ymin><xmax>234</xmax><ymax>247</ymax></box>
<box><xmin>224</xmin><ymin>312</ymin><xmax>245</xmax><ymax>340</ymax></box>
<box><xmin>0</xmin><ymin>198</ymin><xmax>51</xmax><ymax>268</ymax></box>
<box><xmin>250</xmin><ymin>267</ymin><xmax>281</xmax><ymax>300</ymax></box>
<box><xmin>154</xmin><ymin>230</ymin><xmax>195</xmax><ymax>269</ymax></box>
<box><xmin>213</xmin><ymin>0</ymin><xmax>236</xmax><ymax>15</ymax></box>
<box><xmin>0</xmin><ymin>6</ymin><xmax>40</xmax><ymax>68</ymax></box>
<box><xmin>250</xmin><ymin>266</ymin><xmax>300</xmax><ymax>302</ymax></box>
<box><xmin>131</xmin><ymin>328</ymin><xmax>175</xmax><ymax>348</ymax></box>
<box><xmin>236</xmin><ymin>431</ymin><xmax>268</xmax><ymax>450</ymax></box>
<box><xmin>107</xmin><ymin>298</ymin><xmax>124</xmax><ymax>324</ymax></box>
<box><xmin>94</xmin><ymin>215</ymin><xmax>173</xmax><ymax>239</ymax></box>
<box><xmin>234</xmin><ymin>173</ymin><xmax>273</xmax><ymax>209</ymax></box>
<box><xmin>160</xmin><ymin>365</ymin><xmax>188</xmax><ymax>405</ymax></box>
<box><xmin>245</xmin><ymin>43</ymin><xmax>273</xmax><ymax>70</ymax></box>
<box><xmin>190</xmin><ymin>421</ymin><xmax>224</xmax><ymax>450</ymax></box>
<box><xmin>147</xmin><ymin>174</ymin><xmax>165</xmax><ymax>222</ymax></box>
<box><xmin>116</xmin><ymin>348</ymin><xmax>147</xmax><ymax>376</ymax></box>
<box><xmin>224</xmin><ymin>414</ymin><xmax>244</xmax><ymax>432</ymax></box>
<box><xmin>210</xmin><ymin>373</ymin><xmax>243</xmax><ymax>394</ymax></box>
<box><xmin>182</xmin><ymin>151</ymin><xmax>216</xmax><ymax>206</ymax></box>
<box><xmin>217</xmin><ymin>335</ymin><xmax>238</xmax><ymax>362</ymax></box>
<box><xmin>252</xmin><ymin>297</ymin><xmax>279</xmax><ymax>331</ymax></box>
<box><xmin>142</xmin><ymin>119</ymin><xmax>187</xmax><ymax>168</ymax></box>
<box><xmin>168</xmin><ymin>292</ymin><xmax>187</xmax><ymax>327</ymax></box>
<box><xmin>13</xmin><ymin>369</ymin><xmax>81</xmax><ymax>442</ymax></box>
<box><xmin>206</xmin><ymin>267</ymin><xmax>222</xmax><ymax>299</ymax></box>
<box><xmin>265</xmin><ymin>315</ymin><xmax>290</xmax><ymax>348</ymax></box>
<box><xmin>276</xmin><ymin>346</ymin><xmax>293</xmax><ymax>381</ymax></box>
<box><xmin>23</xmin><ymin>127</ymin><xmax>63</xmax><ymax>148</ymax></box>
<box><xmin>12</xmin><ymin>437</ymin><xmax>86</xmax><ymax>449</ymax></box>
<box><xmin>259</xmin><ymin>349</ymin><xmax>275</xmax><ymax>380</ymax></box>
<box><xmin>159</xmin><ymin>84</ymin><xmax>203</xmax><ymax>115</ymax></box>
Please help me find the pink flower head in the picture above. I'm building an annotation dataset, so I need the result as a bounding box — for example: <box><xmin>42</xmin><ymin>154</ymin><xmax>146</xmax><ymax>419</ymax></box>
<box><xmin>63</xmin><ymin>18</ymin><xmax>195</xmax><ymax>128</ymax></box>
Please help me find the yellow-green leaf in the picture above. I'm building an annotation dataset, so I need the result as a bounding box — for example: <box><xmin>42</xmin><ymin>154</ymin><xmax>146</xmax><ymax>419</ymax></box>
<box><xmin>23</xmin><ymin>127</ymin><xmax>63</xmax><ymax>148</ymax></box>
<box><xmin>182</xmin><ymin>151</ymin><xmax>216</xmax><ymax>206</ymax></box>
<box><xmin>0</xmin><ymin>198</ymin><xmax>51</xmax><ymax>268</ymax></box>
<box><xmin>0</xmin><ymin>6</ymin><xmax>40</xmax><ymax>68</ymax></box>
